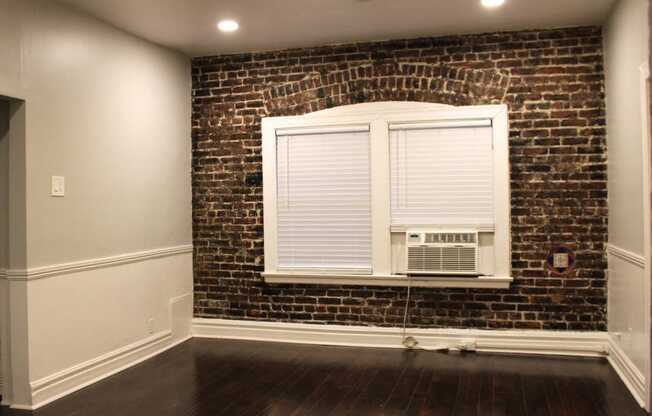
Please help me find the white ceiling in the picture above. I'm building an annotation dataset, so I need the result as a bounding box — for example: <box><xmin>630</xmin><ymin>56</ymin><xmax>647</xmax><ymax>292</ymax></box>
<box><xmin>58</xmin><ymin>0</ymin><xmax>617</xmax><ymax>57</ymax></box>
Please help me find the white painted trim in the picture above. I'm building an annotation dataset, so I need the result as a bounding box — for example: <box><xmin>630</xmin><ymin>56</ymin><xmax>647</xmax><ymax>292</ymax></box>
<box><xmin>608</xmin><ymin>335</ymin><xmax>647</xmax><ymax>408</ymax></box>
<box><xmin>4</xmin><ymin>244</ymin><xmax>193</xmax><ymax>281</ymax></box>
<box><xmin>303</xmin><ymin>102</ymin><xmax>454</xmax><ymax>117</ymax></box>
<box><xmin>30</xmin><ymin>331</ymin><xmax>171</xmax><ymax>404</ymax></box>
<box><xmin>391</xmin><ymin>224</ymin><xmax>495</xmax><ymax>233</ymax></box>
<box><xmin>15</xmin><ymin>293</ymin><xmax>193</xmax><ymax>410</ymax></box>
<box><xmin>263</xmin><ymin>272</ymin><xmax>512</xmax><ymax>289</ymax></box>
<box><xmin>7</xmin><ymin>404</ymin><xmax>33</xmax><ymax>411</ymax></box>
<box><xmin>3</xmin><ymin>315</ymin><xmax>643</xmax><ymax>411</ymax></box>
<box><xmin>370</xmin><ymin>118</ymin><xmax>392</xmax><ymax>276</ymax></box>
<box><xmin>18</xmin><ymin>331</ymin><xmax>193</xmax><ymax>411</ymax></box>
<box><xmin>262</xmin><ymin>118</ymin><xmax>279</xmax><ymax>273</ymax></box>
<box><xmin>607</xmin><ymin>244</ymin><xmax>646</xmax><ymax>269</ymax></box>
<box><xmin>491</xmin><ymin>107</ymin><xmax>511</xmax><ymax>278</ymax></box>
<box><xmin>3</xmin><ymin>290</ymin><xmax>194</xmax><ymax>410</ymax></box>
<box><xmin>1</xmin><ymin>248</ymin><xmax>193</xmax><ymax>409</ymax></box>
<box><xmin>192</xmin><ymin>319</ymin><xmax>608</xmax><ymax>357</ymax></box>
<box><xmin>0</xmin><ymin>274</ymin><xmax>8</xmax><ymax>404</ymax></box>
<box><xmin>17</xmin><ymin>286</ymin><xmax>192</xmax><ymax>410</ymax></box>
<box><xmin>0</xmin><ymin>89</ymin><xmax>26</xmax><ymax>102</ymax></box>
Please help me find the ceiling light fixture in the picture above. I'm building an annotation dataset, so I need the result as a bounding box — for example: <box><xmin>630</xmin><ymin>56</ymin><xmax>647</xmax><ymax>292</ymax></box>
<box><xmin>481</xmin><ymin>0</ymin><xmax>505</xmax><ymax>8</ymax></box>
<box><xmin>217</xmin><ymin>20</ymin><xmax>239</xmax><ymax>32</ymax></box>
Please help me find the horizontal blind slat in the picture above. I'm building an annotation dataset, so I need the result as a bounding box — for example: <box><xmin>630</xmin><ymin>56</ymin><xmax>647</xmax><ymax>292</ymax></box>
<box><xmin>277</xmin><ymin>130</ymin><xmax>372</xmax><ymax>270</ymax></box>
<box><xmin>390</xmin><ymin>126</ymin><xmax>495</xmax><ymax>226</ymax></box>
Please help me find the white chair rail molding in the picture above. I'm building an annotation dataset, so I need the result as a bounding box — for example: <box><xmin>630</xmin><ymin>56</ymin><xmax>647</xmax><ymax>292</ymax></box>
<box><xmin>261</xmin><ymin>102</ymin><xmax>511</xmax><ymax>289</ymax></box>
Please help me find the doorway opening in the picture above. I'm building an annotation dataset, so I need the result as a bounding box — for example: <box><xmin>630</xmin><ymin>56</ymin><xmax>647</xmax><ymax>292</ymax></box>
<box><xmin>0</xmin><ymin>95</ymin><xmax>26</xmax><ymax>408</ymax></box>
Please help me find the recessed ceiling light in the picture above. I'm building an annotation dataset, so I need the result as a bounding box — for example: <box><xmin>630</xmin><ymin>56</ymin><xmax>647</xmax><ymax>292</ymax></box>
<box><xmin>217</xmin><ymin>20</ymin><xmax>239</xmax><ymax>32</ymax></box>
<box><xmin>481</xmin><ymin>0</ymin><xmax>505</xmax><ymax>8</ymax></box>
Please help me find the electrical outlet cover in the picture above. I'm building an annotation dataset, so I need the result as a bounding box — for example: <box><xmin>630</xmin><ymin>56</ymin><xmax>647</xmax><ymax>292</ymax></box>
<box><xmin>553</xmin><ymin>253</ymin><xmax>569</xmax><ymax>268</ymax></box>
<box><xmin>546</xmin><ymin>245</ymin><xmax>575</xmax><ymax>276</ymax></box>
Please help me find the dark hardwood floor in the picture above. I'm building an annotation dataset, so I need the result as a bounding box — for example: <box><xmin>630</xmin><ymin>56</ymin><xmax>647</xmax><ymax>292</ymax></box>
<box><xmin>1</xmin><ymin>338</ymin><xmax>646</xmax><ymax>416</ymax></box>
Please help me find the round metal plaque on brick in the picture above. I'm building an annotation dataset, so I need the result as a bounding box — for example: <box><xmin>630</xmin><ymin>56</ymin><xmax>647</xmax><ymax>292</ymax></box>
<box><xmin>546</xmin><ymin>245</ymin><xmax>575</xmax><ymax>276</ymax></box>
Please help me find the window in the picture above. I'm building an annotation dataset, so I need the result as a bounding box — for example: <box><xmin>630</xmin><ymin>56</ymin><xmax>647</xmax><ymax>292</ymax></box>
<box><xmin>390</xmin><ymin>122</ymin><xmax>494</xmax><ymax>226</ymax></box>
<box><xmin>262</xmin><ymin>102</ymin><xmax>511</xmax><ymax>288</ymax></box>
<box><xmin>276</xmin><ymin>127</ymin><xmax>372</xmax><ymax>272</ymax></box>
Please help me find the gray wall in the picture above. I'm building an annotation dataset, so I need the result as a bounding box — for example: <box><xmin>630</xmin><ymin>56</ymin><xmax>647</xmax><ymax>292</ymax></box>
<box><xmin>0</xmin><ymin>99</ymin><xmax>7</xmax><ymax>400</ymax></box>
<box><xmin>604</xmin><ymin>0</ymin><xmax>649</xmax><ymax>255</ymax></box>
<box><xmin>0</xmin><ymin>100</ymin><xmax>8</xmax><ymax>270</ymax></box>
<box><xmin>0</xmin><ymin>0</ymin><xmax>193</xmax><ymax>406</ymax></box>
<box><xmin>604</xmin><ymin>0</ymin><xmax>650</xmax><ymax>394</ymax></box>
<box><xmin>0</xmin><ymin>0</ymin><xmax>192</xmax><ymax>268</ymax></box>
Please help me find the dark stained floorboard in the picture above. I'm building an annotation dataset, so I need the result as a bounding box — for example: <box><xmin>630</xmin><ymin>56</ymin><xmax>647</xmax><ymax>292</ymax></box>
<box><xmin>520</xmin><ymin>362</ymin><xmax>550</xmax><ymax>416</ymax></box>
<box><xmin>0</xmin><ymin>338</ymin><xmax>647</xmax><ymax>416</ymax></box>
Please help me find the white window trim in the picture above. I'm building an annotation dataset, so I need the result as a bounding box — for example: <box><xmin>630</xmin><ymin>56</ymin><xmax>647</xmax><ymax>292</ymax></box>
<box><xmin>262</xmin><ymin>102</ymin><xmax>511</xmax><ymax>289</ymax></box>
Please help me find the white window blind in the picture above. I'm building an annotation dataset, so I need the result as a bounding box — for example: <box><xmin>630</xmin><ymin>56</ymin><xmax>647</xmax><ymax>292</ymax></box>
<box><xmin>276</xmin><ymin>128</ymin><xmax>372</xmax><ymax>272</ymax></box>
<box><xmin>390</xmin><ymin>124</ymin><xmax>494</xmax><ymax>226</ymax></box>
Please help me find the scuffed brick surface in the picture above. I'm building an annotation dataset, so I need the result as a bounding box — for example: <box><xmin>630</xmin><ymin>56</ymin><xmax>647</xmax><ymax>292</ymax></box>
<box><xmin>192</xmin><ymin>27</ymin><xmax>607</xmax><ymax>330</ymax></box>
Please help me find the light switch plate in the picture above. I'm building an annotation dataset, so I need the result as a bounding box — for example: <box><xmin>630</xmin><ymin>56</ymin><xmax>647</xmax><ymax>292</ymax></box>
<box><xmin>51</xmin><ymin>176</ymin><xmax>65</xmax><ymax>197</ymax></box>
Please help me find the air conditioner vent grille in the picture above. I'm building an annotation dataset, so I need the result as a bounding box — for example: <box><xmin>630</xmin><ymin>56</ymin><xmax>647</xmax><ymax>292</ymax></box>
<box><xmin>406</xmin><ymin>230</ymin><xmax>479</xmax><ymax>275</ymax></box>
<box><xmin>408</xmin><ymin>246</ymin><xmax>477</xmax><ymax>273</ymax></box>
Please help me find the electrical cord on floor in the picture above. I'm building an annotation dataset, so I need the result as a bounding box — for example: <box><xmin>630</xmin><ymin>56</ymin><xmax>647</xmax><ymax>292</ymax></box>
<box><xmin>401</xmin><ymin>272</ymin><xmax>418</xmax><ymax>348</ymax></box>
<box><xmin>401</xmin><ymin>273</ymin><xmax>449</xmax><ymax>352</ymax></box>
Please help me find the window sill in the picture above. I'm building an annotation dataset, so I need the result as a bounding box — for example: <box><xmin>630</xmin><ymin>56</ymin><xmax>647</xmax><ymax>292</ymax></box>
<box><xmin>262</xmin><ymin>272</ymin><xmax>512</xmax><ymax>289</ymax></box>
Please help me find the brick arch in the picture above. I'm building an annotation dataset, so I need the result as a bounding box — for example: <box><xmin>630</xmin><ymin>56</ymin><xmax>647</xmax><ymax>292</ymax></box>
<box><xmin>262</xmin><ymin>62</ymin><xmax>511</xmax><ymax>117</ymax></box>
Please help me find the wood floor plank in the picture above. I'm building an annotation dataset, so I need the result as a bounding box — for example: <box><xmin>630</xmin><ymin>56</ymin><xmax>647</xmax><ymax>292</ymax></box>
<box><xmin>336</xmin><ymin>360</ymin><xmax>406</xmax><ymax>416</ymax></box>
<box><xmin>382</xmin><ymin>365</ymin><xmax>423</xmax><ymax>414</ymax></box>
<box><xmin>395</xmin><ymin>363</ymin><xmax>435</xmax><ymax>416</ymax></box>
<box><xmin>451</xmin><ymin>354</ymin><xmax>483</xmax><ymax>416</ymax></box>
<box><xmin>4</xmin><ymin>339</ymin><xmax>643</xmax><ymax>416</ymax></box>
<box><xmin>520</xmin><ymin>359</ymin><xmax>551</xmax><ymax>416</ymax></box>
<box><xmin>578</xmin><ymin>358</ymin><xmax>645</xmax><ymax>416</ymax></box>
<box><xmin>419</xmin><ymin>355</ymin><xmax>461</xmax><ymax>416</ymax></box>
<box><xmin>288</xmin><ymin>348</ymin><xmax>386</xmax><ymax>416</ymax></box>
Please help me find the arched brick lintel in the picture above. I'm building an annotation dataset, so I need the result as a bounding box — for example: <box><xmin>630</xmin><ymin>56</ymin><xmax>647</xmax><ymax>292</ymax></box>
<box><xmin>263</xmin><ymin>62</ymin><xmax>512</xmax><ymax>117</ymax></box>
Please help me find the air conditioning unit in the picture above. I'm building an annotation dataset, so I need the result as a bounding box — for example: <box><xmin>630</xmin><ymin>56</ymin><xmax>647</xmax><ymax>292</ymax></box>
<box><xmin>405</xmin><ymin>230</ymin><xmax>479</xmax><ymax>275</ymax></box>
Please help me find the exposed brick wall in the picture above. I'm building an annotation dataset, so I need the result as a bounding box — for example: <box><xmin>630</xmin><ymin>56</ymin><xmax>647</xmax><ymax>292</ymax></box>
<box><xmin>192</xmin><ymin>26</ymin><xmax>607</xmax><ymax>331</ymax></box>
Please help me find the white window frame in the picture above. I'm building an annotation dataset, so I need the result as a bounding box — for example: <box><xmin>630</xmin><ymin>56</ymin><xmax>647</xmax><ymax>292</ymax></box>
<box><xmin>262</xmin><ymin>102</ymin><xmax>511</xmax><ymax>288</ymax></box>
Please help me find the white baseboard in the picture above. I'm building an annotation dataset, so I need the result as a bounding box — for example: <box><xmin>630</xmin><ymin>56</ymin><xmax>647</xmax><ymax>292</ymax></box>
<box><xmin>18</xmin><ymin>290</ymin><xmax>194</xmax><ymax>411</ymax></box>
<box><xmin>21</xmin><ymin>331</ymin><xmax>192</xmax><ymax>410</ymax></box>
<box><xmin>0</xmin><ymin>244</ymin><xmax>194</xmax><ymax>410</ymax></box>
<box><xmin>5</xmin><ymin>291</ymin><xmax>193</xmax><ymax>410</ymax></box>
<box><xmin>4</xmin><ymin>317</ymin><xmax>644</xmax><ymax>411</ymax></box>
<box><xmin>607</xmin><ymin>335</ymin><xmax>646</xmax><ymax>408</ymax></box>
<box><xmin>192</xmin><ymin>318</ymin><xmax>609</xmax><ymax>357</ymax></box>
